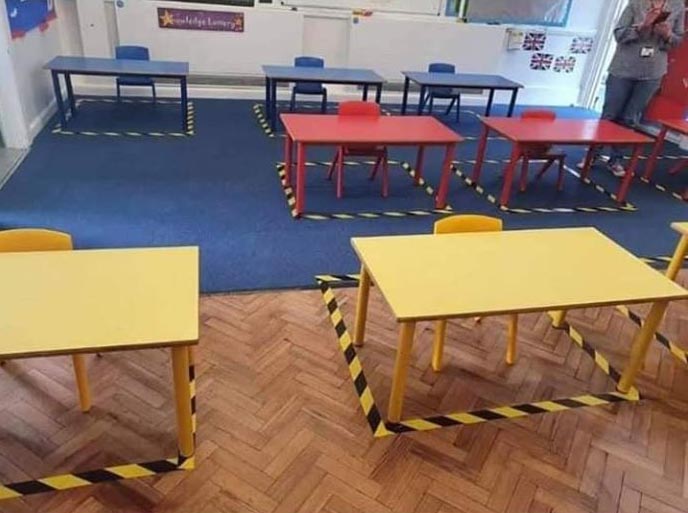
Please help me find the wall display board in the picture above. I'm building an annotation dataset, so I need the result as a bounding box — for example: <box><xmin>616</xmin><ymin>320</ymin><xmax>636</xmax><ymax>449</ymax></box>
<box><xmin>5</xmin><ymin>0</ymin><xmax>56</xmax><ymax>39</ymax></box>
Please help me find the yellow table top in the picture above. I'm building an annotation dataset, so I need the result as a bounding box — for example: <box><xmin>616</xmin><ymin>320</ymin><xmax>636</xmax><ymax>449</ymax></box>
<box><xmin>671</xmin><ymin>222</ymin><xmax>688</xmax><ymax>236</ymax></box>
<box><xmin>0</xmin><ymin>247</ymin><xmax>199</xmax><ymax>359</ymax></box>
<box><xmin>352</xmin><ymin>228</ymin><xmax>688</xmax><ymax>322</ymax></box>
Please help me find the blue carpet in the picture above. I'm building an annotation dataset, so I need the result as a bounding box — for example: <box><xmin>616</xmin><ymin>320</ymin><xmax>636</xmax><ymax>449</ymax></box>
<box><xmin>0</xmin><ymin>98</ymin><xmax>685</xmax><ymax>293</ymax></box>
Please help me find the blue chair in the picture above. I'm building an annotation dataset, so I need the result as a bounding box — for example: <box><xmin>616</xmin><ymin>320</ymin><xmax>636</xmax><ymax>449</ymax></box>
<box><xmin>422</xmin><ymin>62</ymin><xmax>461</xmax><ymax>123</ymax></box>
<box><xmin>289</xmin><ymin>56</ymin><xmax>328</xmax><ymax>114</ymax></box>
<box><xmin>115</xmin><ymin>45</ymin><xmax>156</xmax><ymax>103</ymax></box>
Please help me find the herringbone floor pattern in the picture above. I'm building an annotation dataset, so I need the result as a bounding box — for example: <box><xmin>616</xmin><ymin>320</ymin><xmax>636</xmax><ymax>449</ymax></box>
<box><xmin>1</xmin><ymin>273</ymin><xmax>687</xmax><ymax>513</ymax></box>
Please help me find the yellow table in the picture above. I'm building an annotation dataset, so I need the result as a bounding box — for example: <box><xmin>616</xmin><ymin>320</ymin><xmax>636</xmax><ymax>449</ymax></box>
<box><xmin>352</xmin><ymin>228</ymin><xmax>688</xmax><ymax>422</ymax></box>
<box><xmin>0</xmin><ymin>247</ymin><xmax>199</xmax><ymax>458</ymax></box>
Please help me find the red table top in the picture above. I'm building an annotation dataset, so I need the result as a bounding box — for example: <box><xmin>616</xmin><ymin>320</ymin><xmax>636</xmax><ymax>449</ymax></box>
<box><xmin>281</xmin><ymin>114</ymin><xmax>463</xmax><ymax>145</ymax></box>
<box><xmin>659</xmin><ymin>119</ymin><xmax>688</xmax><ymax>135</ymax></box>
<box><xmin>481</xmin><ymin>118</ymin><xmax>654</xmax><ymax>145</ymax></box>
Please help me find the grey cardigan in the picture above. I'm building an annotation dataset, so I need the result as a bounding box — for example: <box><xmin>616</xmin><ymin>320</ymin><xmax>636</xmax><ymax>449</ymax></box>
<box><xmin>609</xmin><ymin>0</ymin><xmax>685</xmax><ymax>80</ymax></box>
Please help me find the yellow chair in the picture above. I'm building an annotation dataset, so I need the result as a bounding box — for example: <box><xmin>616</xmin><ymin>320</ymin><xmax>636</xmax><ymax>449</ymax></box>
<box><xmin>0</xmin><ymin>229</ymin><xmax>91</xmax><ymax>412</ymax></box>
<box><xmin>431</xmin><ymin>215</ymin><xmax>518</xmax><ymax>371</ymax></box>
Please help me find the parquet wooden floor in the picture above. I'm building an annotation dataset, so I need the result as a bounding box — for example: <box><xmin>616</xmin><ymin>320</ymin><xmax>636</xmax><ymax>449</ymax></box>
<box><xmin>1</xmin><ymin>273</ymin><xmax>687</xmax><ymax>513</ymax></box>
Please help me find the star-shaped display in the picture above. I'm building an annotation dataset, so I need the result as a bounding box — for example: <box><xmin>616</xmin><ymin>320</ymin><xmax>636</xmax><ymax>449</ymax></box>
<box><xmin>159</xmin><ymin>9</ymin><xmax>174</xmax><ymax>27</ymax></box>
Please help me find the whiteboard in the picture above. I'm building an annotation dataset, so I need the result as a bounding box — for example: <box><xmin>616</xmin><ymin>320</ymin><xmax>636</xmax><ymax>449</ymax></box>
<box><xmin>466</xmin><ymin>0</ymin><xmax>572</xmax><ymax>26</ymax></box>
<box><xmin>283</xmin><ymin>0</ymin><xmax>442</xmax><ymax>16</ymax></box>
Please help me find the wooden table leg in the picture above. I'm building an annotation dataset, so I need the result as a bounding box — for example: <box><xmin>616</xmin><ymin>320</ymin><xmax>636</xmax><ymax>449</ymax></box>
<box><xmin>414</xmin><ymin>145</ymin><xmax>426</xmax><ymax>185</ymax></box>
<box><xmin>666</xmin><ymin>232</ymin><xmax>688</xmax><ymax>282</ymax></box>
<box><xmin>617</xmin><ymin>144</ymin><xmax>641</xmax><ymax>204</ymax></box>
<box><xmin>284</xmin><ymin>134</ymin><xmax>294</xmax><ymax>186</ymax></box>
<box><xmin>354</xmin><ymin>264</ymin><xmax>371</xmax><ymax>347</ymax></box>
<box><xmin>388</xmin><ymin>321</ymin><xmax>416</xmax><ymax>422</ymax></box>
<box><xmin>401</xmin><ymin>76</ymin><xmax>410</xmax><ymax>115</ymax></box>
<box><xmin>432</xmin><ymin>320</ymin><xmax>447</xmax><ymax>372</ymax></box>
<box><xmin>617</xmin><ymin>301</ymin><xmax>669</xmax><ymax>393</ymax></box>
<box><xmin>499</xmin><ymin>145</ymin><xmax>522</xmax><ymax>207</ymax></box>
<box><xmin>472</xmin><ymin>125</ymin><xmax>490</xmax><ymax>182</ymax></box>
<box><xmin>581</xmin><ymin>145</ymin><xmax>597</xmax><ymax>180</ymax></box>
<box><xmin>171</xmin><ymin>346</ymin><xmax>195</xmax><ymax>458</ymax></box>
<box><xmin>72</xmin><ymin>354</ymin><xmax>91</xmax><ymax>412</ymax></box>
<box><xmin>643</xmin><ymin>125</ymin><xmax>667</xmax><ymax>180</ymax></box>
<box><xmin>550</xmin><ymin>310</ymin><xmax>567</xmax><ymax>328</ymax></box>
<box><xmin>435</xmin><ymin>143</ymin><xmax>456</xmax><ymax>209</ymax></box>
<box><xmin>506</xmin><ymin>314</ymin><xmax>517</xmax><ymax>365</ymax></box>
<box><xmin>295</xmin><ymin>142</ymin><xmax>306</xmax><ymax>217</ymax></box>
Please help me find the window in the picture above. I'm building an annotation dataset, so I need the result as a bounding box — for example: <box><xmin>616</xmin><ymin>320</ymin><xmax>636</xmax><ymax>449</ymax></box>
<box><xmin>447</xmin><ymin>0</ymin><xmax>573</xmax><ymax>27</ymax></box>
<box><xmin>168</xmin><ymin>0</ymin><xmax>257</xmax><ymax>6</ymax></box>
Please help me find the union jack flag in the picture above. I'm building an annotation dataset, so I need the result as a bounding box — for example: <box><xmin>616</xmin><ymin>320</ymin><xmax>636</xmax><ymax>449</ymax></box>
<box><xmin>530</xmin><ymin>53</ymin><xmax>554</xmax><ymax>71</ymax></box>
<box><xmin>570</xmin><ymin>37</ymin><xmax>594</xmax><ymax>54</ymax></box>
<box><xmin>522</xmin><ymin>32</ymin><xmax>547</xmax><ymax>51</ymax></box>
<box><xmin>553</xmin><ymin>56</ymin><xmax>577</xmax><ymax>73</ymax></box>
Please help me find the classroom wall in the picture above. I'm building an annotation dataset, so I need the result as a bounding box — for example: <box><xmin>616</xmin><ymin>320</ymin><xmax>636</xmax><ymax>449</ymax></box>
<box><xmin>101</xmin><ymin>0</ymin><xmax>606</xmax><ymax>105</ymax></box>
<box><xmin>116</xmin><ymin>0</ymin><xmax>304</xmax><ymax>75</ymax></box>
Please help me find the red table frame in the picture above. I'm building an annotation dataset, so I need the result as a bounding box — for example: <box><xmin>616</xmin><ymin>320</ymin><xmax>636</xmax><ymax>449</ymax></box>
<box><xmin>472</xmin><ymin>118</ymin><xmax>653</xmax><ymax>207</ymax></box>
<box><xmin>643</xmin><ymin>119</ymin><xmax>688</xmax><ymax>200</ymax></box>
<box><xmin>281</xmin><ymin>114</ymin><xmax>463</xmax><ymax>217</ymax></box>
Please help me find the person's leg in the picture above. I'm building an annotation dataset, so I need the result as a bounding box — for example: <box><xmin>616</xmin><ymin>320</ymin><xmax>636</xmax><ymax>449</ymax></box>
<box><xmin>608</xmin><ymin>78</ymin><xmax>662</xmax><ymax>175</ymax></box>
<box><xmin>621</xmin><ymin>78</ymin><xmax>662</xmax><ymax>127</ymax></box>
<box><xmin>578</xmin><ymin>75</ymin><xmax>633</xmax><ymax>169</ymax></box>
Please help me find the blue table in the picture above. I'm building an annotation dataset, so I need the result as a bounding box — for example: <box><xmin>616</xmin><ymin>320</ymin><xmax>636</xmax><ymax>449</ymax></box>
<box><xmin>401</xmin><ymin>71</ymin><xmax>523</xmax><ymax>118</ymax></box>
<box><xmin>44</xmin><ymin>56</ymin><xmax>190</xmax><ymax>132</ymax></box>
<box><xmin>262</xmin><ymin>65</ymin><xmax>386</xmax><ymax>132</ymax></box>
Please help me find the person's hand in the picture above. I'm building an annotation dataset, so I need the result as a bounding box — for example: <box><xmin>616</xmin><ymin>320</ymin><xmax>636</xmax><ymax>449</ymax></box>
<box><xmin>654</xmin><ymin>21</ymin><xmax>673</xmax><ymax>39</ymax></box>
<box><xmin>641</xmin><ymin>6</ymin><xmax>663</xmax><ymax>28</ymax></box>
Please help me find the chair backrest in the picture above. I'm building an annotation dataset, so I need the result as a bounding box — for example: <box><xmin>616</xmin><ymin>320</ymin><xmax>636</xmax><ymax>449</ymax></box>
<box><xmin>433</xmin><ymin>215</ymin><xmax>502</xmax><ymax>235</ymax></box>
<box><xmin>0</xmin><ymin>229</ymin><xmax>73</xmax><ymax>252</ymax></box>
<box><xmin>428</xmin><ymin>62</ymin><xmax>456</xmax><ymax>74</ymax></box>
<box><xmin>115</xmin><ymin>45</ymin><xmax>151</xmax><ymax>61</ymax></box>
<box><xmin>521</xmin><ymin>109</ymin><xmax>556</xmax><ymax>121</ymax></box>
<box><xmin>338</xmin><ymin>101</ymin><xmax>381</xmax><ymax>117</ymax></box>
<box><xmin>294</xmin><ymin>56</ymin><xmax>324</xmax><ymax>69</ymax></box>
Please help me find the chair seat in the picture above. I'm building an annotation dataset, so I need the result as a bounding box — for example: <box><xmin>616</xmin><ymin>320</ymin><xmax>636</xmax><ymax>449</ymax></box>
<box><xmin>294</xmin><ymin>83</ymin><xmax>325</xmax><ymax>95</ymax></box>
<box><xmin>117</xmin><ymin>76</ymin><xmax>155</xmax><ymax>86</ymax></box>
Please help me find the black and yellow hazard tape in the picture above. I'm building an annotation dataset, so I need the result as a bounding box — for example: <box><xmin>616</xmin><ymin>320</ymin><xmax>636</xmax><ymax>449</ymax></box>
<box><xmin>253</xmin><ymin>103</ymin><xmax>280</xmax><ymax>138</ymax></box>
<box><xmin>275</xmin><ymin>160</ymin><xmax>454</xmax><ymax>221</ymax></box>
<box><xmin>451</xmin><ymin>162</ymin><xmax>637</xmax><ymax>214</ymax></box>
<box><xmin>0</xmin><ymin>355</ymin><xmax>197</xmax><ymax>500</ymax></box>
<box><xmin>52</xmin><ymin>99</ymin><xmax>195</xmax><ymax>138</ymax></box>
<box><xmin>315</xmin><ymin>274</ymin><xmax>639</xmax><ymax>437</ymax></box>
<box><xmin>639</xmin><ymin>176</ymin><xmax>687</xmax><ymax>203</ymax></box>
<box><xmin>638</xmin><ymin>255</ymin><xmax>688</xmax><ymax>267</ymax></box>
<box><xmin>615</xmin><ymin>306</ymin><xmax>688</xmax><ymax>365</ymax></box>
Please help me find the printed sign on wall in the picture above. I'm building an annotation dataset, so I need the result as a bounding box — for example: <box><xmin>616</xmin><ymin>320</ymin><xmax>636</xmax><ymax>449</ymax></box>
<box><xmin>570</xmin><ymin>36</ymin><xmax>594</xmax><ymax>54</ymax></box>
<box><xmin>157</xmin><ymin>7</ymin><xmax>244</xmax><ymax>32</ymax></box>
<box><xmin>5</xmin><ymin>0</ymin><xmax>56</xmax><ymax>39</ymax></box>
<box><xmin>553</xmin><ymin>56</ymin><xmax>576</xmax><ymax>73</ymax></box>
<box><xmin>522</xmin><ymin>32</ymin><xmax>547</xmax><ymax>52</ymax></box>
<box><xmin>530</xmin><ymin>53</ymin><xmax>554</xmax><ymax>71</ymax></box>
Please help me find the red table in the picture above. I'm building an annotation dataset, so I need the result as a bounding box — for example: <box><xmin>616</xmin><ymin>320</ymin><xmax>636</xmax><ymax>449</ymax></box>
<box><xmin>644</xmin><ymin>119</ymin><xmax>688</xmax><ymax>200</ymax></box>
<box><xmin>472</xmin><ymin>118</ymin><xmax>654</xmax><ymax>207</ymax></box>
<box><xmin>281</xmin><ymin>114</ymin><xmax>463</xmax><ymax>217</ymax></box>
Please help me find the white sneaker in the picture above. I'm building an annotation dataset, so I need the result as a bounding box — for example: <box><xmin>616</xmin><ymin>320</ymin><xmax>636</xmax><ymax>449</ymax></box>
<box><xmin>576</xmin><ymin>155</ymin><xmax>598</xmax><ymax>170</ymax></box>
<box><xmin>609</xmin><ymin>163</ymin><xmax>626</xmax><ymax>177</ymax></box>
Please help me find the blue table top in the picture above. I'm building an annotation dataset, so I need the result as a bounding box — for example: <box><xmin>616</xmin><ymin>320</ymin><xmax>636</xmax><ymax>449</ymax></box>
<box><xmin>45</xmin><ymin>56</ymin><xmax>189</xmax><ymax>77</ymax></box>
<box><xmin>403</xmin><ymin>71</ymin><xmax>523</xmax><ymax>89</ymax></box>
<box><xmin>263</xmin><ymin>65</ymin><xmax>385</xmax><ymax>84</ymax></box>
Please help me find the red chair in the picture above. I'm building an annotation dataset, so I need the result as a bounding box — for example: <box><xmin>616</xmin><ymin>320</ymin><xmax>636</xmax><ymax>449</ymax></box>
<box><xmin>518</xmin><ymin>110</ymin><xmax>566</xmax><ymax>193</ymax></box>
<box><xmin>327</xmin><ymin>102</ymin><xmax>389</xmax><ymax>199</ymax></box>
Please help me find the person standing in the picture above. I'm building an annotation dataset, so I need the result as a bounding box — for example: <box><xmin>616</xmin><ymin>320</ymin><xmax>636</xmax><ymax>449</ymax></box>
<box><xmin>583</xmin><ymin>0</ymin><xmax>684</xmax><ymax>176</ymax></box>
